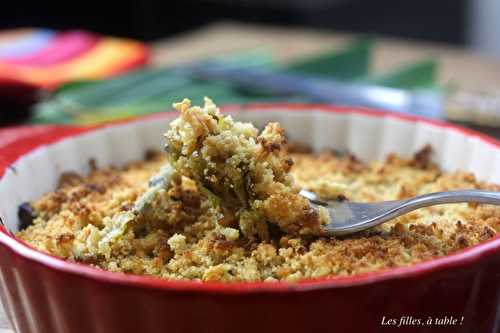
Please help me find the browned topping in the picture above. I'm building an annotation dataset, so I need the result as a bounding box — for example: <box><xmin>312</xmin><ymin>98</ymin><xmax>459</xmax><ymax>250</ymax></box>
<box><xmin>410</xmin><ymin>144</ymin><xmax>433</xmax><ymax>169</ymax></box>
<box><xmin>17</xmin><ymin>145</ymin><xmax>500</xmax><ymax>282</ymax></box>
<box><xmin>15</xmin><ymin>98</ymin><xmax>500</xmax><ymax>282</ymax></box>
<box><xmin>56</xmin><ymin>233</ymin><xmax>75</xmax><ymax>245</ymax></box>
<box><xmin>257</xmin><ymin>122</ymin><xmax>286</xmax><ymax>155</ymax></box>
<box><xmin>144</xmin><ymin>149</ymin><xmax>160</xmax><ymax>161</ymax></box>
<box><xmin>89</xmin><ymin>158</ymin><xmax>98</xmax><ymax>171</ymax></box>
<box><xmin>58</xmin><ymin>172</ymin><xmax>84</xmax><ymax>188</ymax></box>
<box><xmin>285</xmin><ymin>142</ymin><xmax>313</xmax><ymax>154</ymax></box>
<box><xmin>85</xmin><ymin>183</ymin><xmax>106</xmax><ymax>194</ymax></box>
<box><xmin>121</xmin><ymin>203</ymin><xmax>134</xmax><ymax>211</ymax></box>
<box><xmin>283</xmin><ymin>157</ymin><xmax>294</xmax><ymax>172</ymax></box>
<box><xmin>336</xmin><ymin>194</ymin><xmax>349</xmax><ymax>202</ymax></box>
<box><xmin>398</xmin><ymin>185</ymin><xmax>416</xmax><ymax>199</ymax></box>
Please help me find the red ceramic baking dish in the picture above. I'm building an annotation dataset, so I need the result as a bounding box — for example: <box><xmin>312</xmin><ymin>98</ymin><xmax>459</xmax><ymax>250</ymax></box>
<box><xmin>1</xmin><ymin>104</ymin><xmax>500</xmax><ymax>333</ymax></box>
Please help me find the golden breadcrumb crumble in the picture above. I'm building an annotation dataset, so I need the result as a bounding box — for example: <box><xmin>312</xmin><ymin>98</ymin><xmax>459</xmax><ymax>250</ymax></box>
<box><xmin>17</xmin><ymin>98</ymin><xmax>500</xmax><ymax>282</ymax></box>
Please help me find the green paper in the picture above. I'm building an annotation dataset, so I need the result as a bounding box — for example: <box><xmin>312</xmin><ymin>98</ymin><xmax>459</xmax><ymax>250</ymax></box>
<box><xmin>286</xmin><ymin>37</ymin><xmax>373</xmax><ymax>79</ymax></box>
<box><xmin>364</xmin><ymin>59</ymin><xmax>437</xmax><ymax>89</ymax></box>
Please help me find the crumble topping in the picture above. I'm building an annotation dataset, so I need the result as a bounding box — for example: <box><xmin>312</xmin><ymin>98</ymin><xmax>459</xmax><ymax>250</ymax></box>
<box><xmin>16</xmin><ymin>99</ymin><xmax>500</xmax><ymax>282</ymax></box>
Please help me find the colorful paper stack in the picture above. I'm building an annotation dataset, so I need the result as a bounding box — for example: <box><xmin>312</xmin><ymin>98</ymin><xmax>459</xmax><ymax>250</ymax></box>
<box><xmin>0</xmin><ymin>28</ymin><xmax>149</xmax><ymax>92</ymax></box>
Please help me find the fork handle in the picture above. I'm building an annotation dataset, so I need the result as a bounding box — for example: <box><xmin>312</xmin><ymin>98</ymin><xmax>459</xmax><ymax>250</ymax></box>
<box><xmin>399</xmin><ymin>190</ymin><xmax>500</xmax><ymax>209</ymax></box>
<box><xmin>327</xmin><ymin>189</ymin><xmax>500</xmax><ymax>236</ymax></box>
<box><xmin>371</xmin><ymin>190</ymin><xmax>500</xmax><ymax>229</ymax></box>
<box><xmin>358</xmin><ymin>189</ymin><xmax>500</xmax><ymax>234</ymax></box>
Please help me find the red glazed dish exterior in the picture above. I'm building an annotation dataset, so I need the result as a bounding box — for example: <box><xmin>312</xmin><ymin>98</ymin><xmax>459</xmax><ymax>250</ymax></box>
<box><xmin>1</xmin><ymin>105</ymin><xmax>500</xmax><ymax>333</ymax></box>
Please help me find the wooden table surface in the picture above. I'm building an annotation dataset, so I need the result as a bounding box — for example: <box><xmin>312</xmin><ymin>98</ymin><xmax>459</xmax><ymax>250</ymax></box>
<box><xmin>1</xmin><ymin>21</ymin><xmax>500</xmax><ymax>332</ymax></box>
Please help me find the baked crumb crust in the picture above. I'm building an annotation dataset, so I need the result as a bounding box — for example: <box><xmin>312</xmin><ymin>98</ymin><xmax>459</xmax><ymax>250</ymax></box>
<box><xmin>17</xmin><ymin>145</ymin><xmax>500</xmax><ymax>281</ymax></box>
<box><xmin>16</xmin><ymin>101</ymin><xmax>500</xmax><ymax>282</ymax></box>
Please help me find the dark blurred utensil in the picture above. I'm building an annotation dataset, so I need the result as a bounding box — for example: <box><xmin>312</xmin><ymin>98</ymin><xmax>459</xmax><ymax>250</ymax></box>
<box><xmin>187</xmin><ymin>64</ymin><xmax>500</xmax><ymax>126</ymax></box>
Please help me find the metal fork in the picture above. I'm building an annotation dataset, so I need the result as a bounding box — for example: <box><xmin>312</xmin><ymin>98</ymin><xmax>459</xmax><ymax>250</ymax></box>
<box><xmin>300</xmin><ymin>189</ymin><xmax>500</xmax><ymax>236</ymax></box>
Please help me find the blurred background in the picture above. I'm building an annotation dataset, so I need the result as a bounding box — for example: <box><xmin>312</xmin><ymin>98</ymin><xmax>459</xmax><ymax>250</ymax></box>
<box><xmin>0</xmin><ymin>0</ymin><xmax>499</xmax><ymax>130</ymax></box>
<box><xmin>3</xmin><ymin>0</ymin><xmax>499</xmax><ymax>54</ymax></box>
